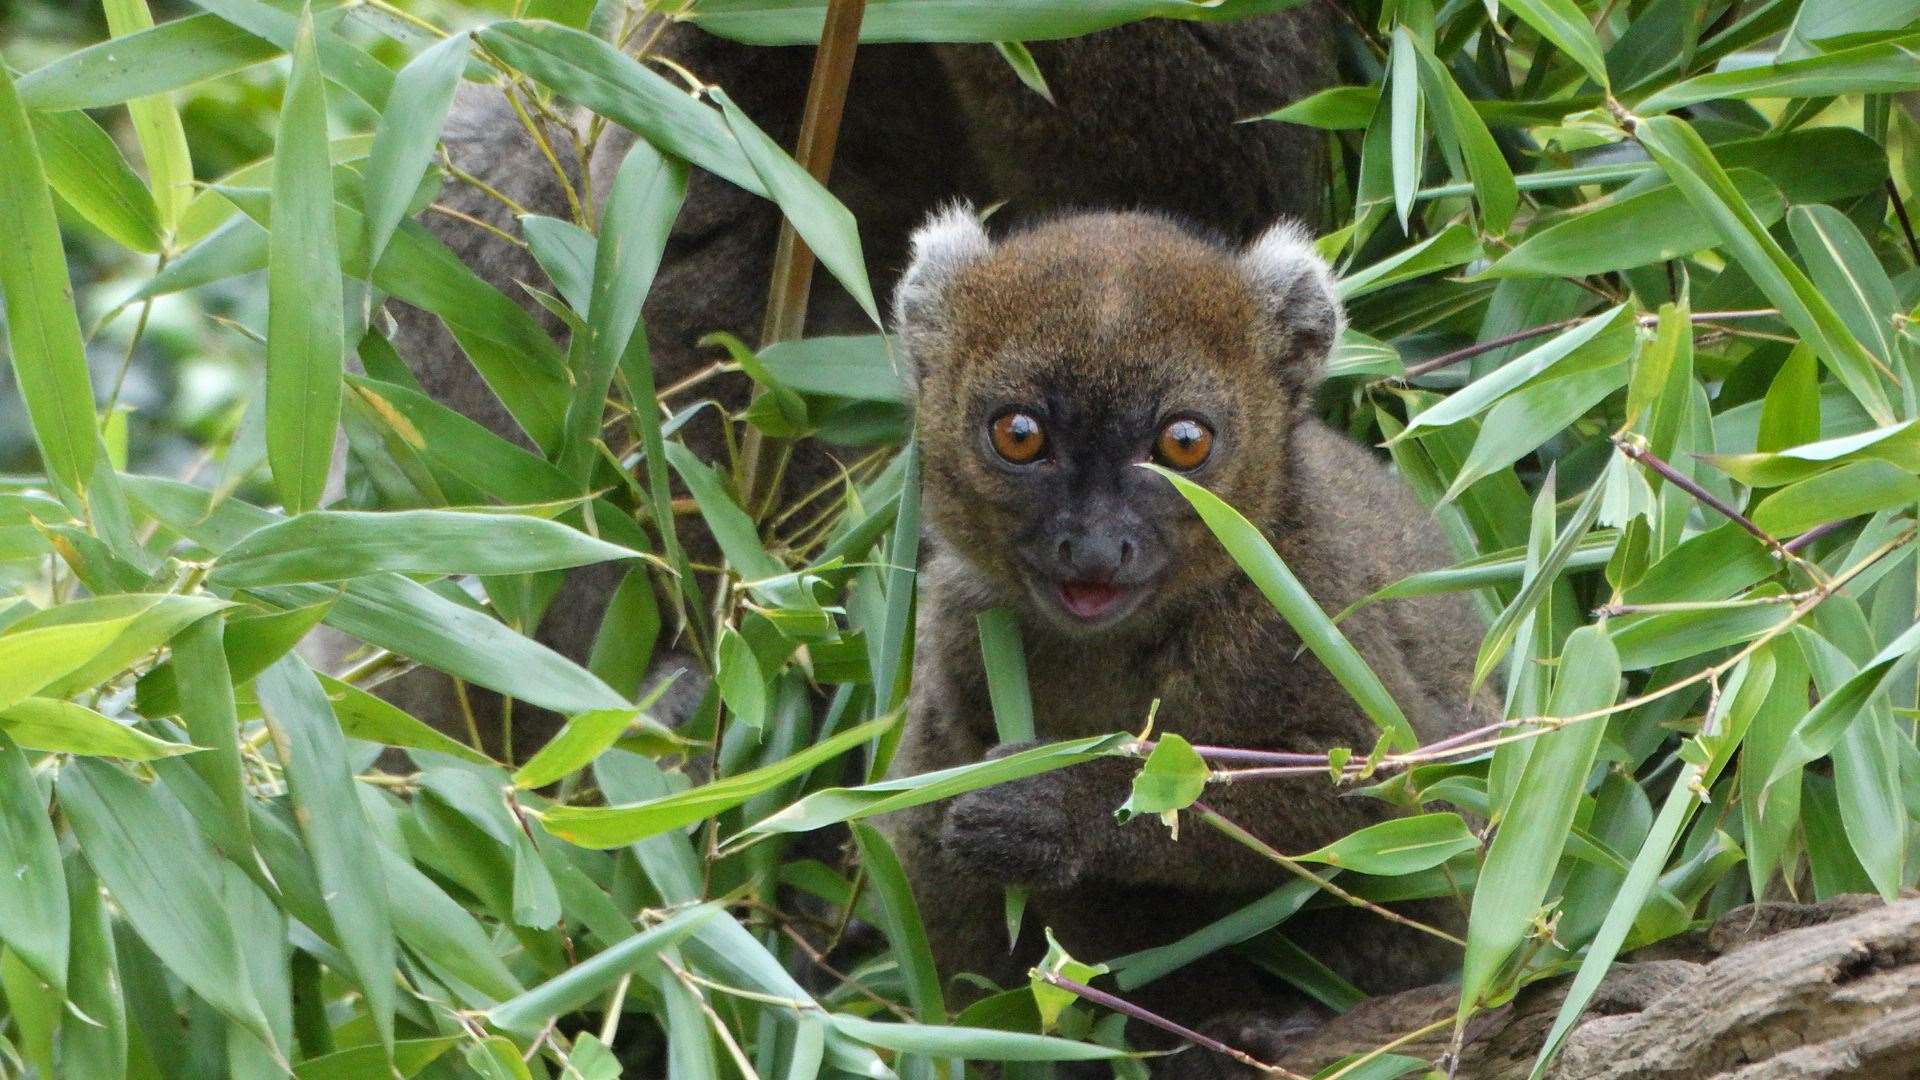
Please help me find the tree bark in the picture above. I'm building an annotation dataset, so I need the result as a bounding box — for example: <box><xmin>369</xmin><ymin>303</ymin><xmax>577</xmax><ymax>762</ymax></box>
<box><xmin>1273</xmin><ymin>895</ymin><xmax>1920</xmax><ymax>1079</ymax></box>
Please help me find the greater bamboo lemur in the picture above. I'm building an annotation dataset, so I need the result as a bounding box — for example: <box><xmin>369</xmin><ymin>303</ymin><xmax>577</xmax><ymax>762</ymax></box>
<box><xmin>370</xmin><ymin>10</ymin><xmax>1338</xmax><ymax>762</ymax></box>
<box><xmin>878</xmin><ymin>209</ymin><xmax>1491</xmax><ymax>1074</ymax></box>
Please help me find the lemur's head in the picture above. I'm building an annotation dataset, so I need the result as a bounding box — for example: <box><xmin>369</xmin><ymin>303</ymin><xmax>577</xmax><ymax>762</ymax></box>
<box><xmin>895</xmin><ymin>208</ymin><xmax>1344</xmax><ymax>635</ymax></box>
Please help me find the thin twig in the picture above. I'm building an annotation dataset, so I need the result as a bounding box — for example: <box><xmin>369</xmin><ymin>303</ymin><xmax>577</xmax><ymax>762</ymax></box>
<box><xmin>1033</xmin><ymin>971</ymin><xmax>1312</xmax><ymax>1080</ymax></box>
<box><xmin>1611</xmin><ymin>435</ymin><xmax>1785</xmax><ymax>554</ymax></box>
<box><xmin>1388</xmin><ymin>309</ymin><xmax>1777</xmax><ymax>384</ymax></box>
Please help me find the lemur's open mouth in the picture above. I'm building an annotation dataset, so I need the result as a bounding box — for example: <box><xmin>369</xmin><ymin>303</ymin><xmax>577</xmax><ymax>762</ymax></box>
<box><xmin>1055</xmin><ymin>580</ymin><xmax>1130</xmax><ymax>621</ymax></box>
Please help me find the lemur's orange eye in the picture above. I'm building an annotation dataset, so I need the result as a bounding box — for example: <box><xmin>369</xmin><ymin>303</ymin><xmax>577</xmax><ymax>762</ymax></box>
<box><xmin>1154</xmin><ymin>418</ymin><xmax>1213</xmax><ymax>470</ymax></box>
<box><xmin>990</xmin><ymin>411</ymin><xmax>1048</xmax><ymax>464</ymax></box>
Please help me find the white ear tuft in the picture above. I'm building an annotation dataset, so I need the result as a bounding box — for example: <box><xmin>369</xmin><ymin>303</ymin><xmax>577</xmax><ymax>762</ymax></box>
<box><xmin>893</xmin><ymin>202</ymin><xmax>991</xmax><ymax>393</ymax></box>
<box><xmin>1239</xmin><ymin>220</ymin><xmax>1345</xmax><ymax>376</ymax></box>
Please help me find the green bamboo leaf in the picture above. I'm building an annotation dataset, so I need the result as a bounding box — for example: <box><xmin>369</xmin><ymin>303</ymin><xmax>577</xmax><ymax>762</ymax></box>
<box><xmin>1484</xmin><ymin>171</ymin><xmax>1785</xmax><ymax>279</ymax></box>
<box><xmin>1105</xmin><ymin>868</ymin><xmax>1328</xmax><ymax>991</ymax></box>
<box><xmin>486</xmin><ymin>903</ymin><xmax>720</xmax><ymax>1037</ymax></box>
<box><xmin>209</xmin><ymin>509</ymin><xmax>639</xmax><ymax>587</ymax></box>
<box><xmin>757</xmin><ymin>334</ymin><xmax>907</xmax><ymax>402</ymax></box>
<box><xmin>1398</xmin><ymin>306</ymin><xmax>1633</xmax><ymax>433</ymax></box>
<box><xmin>992</xmin><ymin>40</ymin><xmax>1055</xmax><ymax>102</ymax></box>
<box><xmin>1705</xmin><ymin>420</ymin><xmax>1920</xmax><ymax>487</ymax></box>
<box><xmin>1797</xmin><ymin>628</ymin><xmax>1909</xmax><ymax>899</ymax></box>
<box><xmin>1296</xmin><ymin>813</ymin><xmax>1479</xmax><ymax>876</ymax></box>
<box><xmin>1337</xmin><ymin>222</ymin><xmax>1480</xmax><ymax>299</ymax></box>
<box><xmin>128</xmin><ymin>476</ymin><xmax>629</xmax><ymax>715</ymax></box>
<box><xmin>1338</xmin><ymin>533</ymin><xmax>1617</xmax><ymax>613</ymax></box>
<box><xmin>511</xmin><ymin>677</ymin><xmax>683</xmax><ymax>789</ymax></box>
<box><xmin>1782</xmin><ymin>0</ymin><xmax>1920</xmax><ymax>57</ymax></box>
<box><xmin>1474</xmin><ymin>467</ymin><xmax>1609</xmax><ymax>689</ymax></box>
<box><xmin>0</xmin><ymin>698</ymin><xmax>195</xmax><ymax>759</ymax></box>
<box><xmin>1636</xmin><ymin>114</ymin><xmax>1896</xmax><ymax>425</ymax></box>
<box><xmin>1640</xmin><ymin>31</ymin><xmax>1920</xmax><ymax>113</ymax></box>
<box><xmin>508</xmin><ymin>827</ymin><xmax>561</xmax><ymax>929</ymax></box>
<box><xmin>344</xmin><ymin>376</ymin><xmax>577</xmax><ymax>503</ymax></box>
<box><xmin>1412</xmin><ymin>34</ymin><xmax>1517</xmax><ymax>233</ymax></box>
<box><xmin>977</xmin><ymin>608</ymin><xmax>1036</xmax><ymax>743</ymax></box>
<box><xmin>714</xmin><ymin>624</ymin><xmax>771</xmax><ymax>729</ymax></box>
<box><xmin>135</xmin><ymin>600</ymin><xmax>334</xmax><ymax>718</ymax></box>
<box><xmin>1421</xmin><ymin>127</ymin><xmax>1885</xmax><ymax>205</ymax></box>
<box><xmin>539</xmin><ymin>716</ymin><xmax>897</xmax><ymax>847</ymax></box>
<box><xmin>254</xmin><ymin>657</ymin><xmax>396</xmax><ymax>1052</ymax></box>
<box><xmin>520</xmin><ymin>214</ymin><xmax>595</xmax><ymax>312</ymax></box>
<box><xmin>1751</xmin><ymin>459</ymin><xmax>1920</xmax><ymax>536</ymax></box>
<box><xmin>1443</xmin><ymin>364</ymin><xmax>1629</xmax><ymax>504</ymax></box>
<box><xmin>851</xmin><ymin>823</ymin><xmax>946</xmax><ymax>1023</ymax></box>
<box><xmin>190</xmin><ymin>0</ymin><xmax>392</xmax><ymax>109</ymax></box>
<box><xmin>1148</xmin><ymin>465</ymin><xmax>1418</xmax><ymax>750</ymax></box>
<box><xmin>29</xmin><ymin>107</ymin><xmax>162</xmax><ymax>252</ymax></box>
<box><xmin>320</xmin><ymin>674</ymin><xmax>497</xmax><ymax>766</ymax></box>
<box><xmin>265</xmin><ymin>10</ymin><xmax>344</xmax><ymax>513</ymax></box>
<box><xmin>0</xmin><ymin>595</ymin><xmax>225</xmax><ymax>710</ymax></box>
<box><xmin>712</xmin><ymin>85</ymin><xmax>878</xmax><ymax>325</ymax></box>
<box><xmin>16</xmin><ymin>13</ymin><xmax>279</xmax><ymax>110</ymax></box>
<box><xmin>291</xmin><ymin>1037</ymin><xmax>462</xmax><ymax>1080</ymax></box>
<box><xmin>1458</xmin><ymin>626</ymin><xmax>1619</xmax><ymax>1019</ymax></box>
<box><xmin>1117</xmin><ymin>733</ymin><xmax>1208</xmax><ymax>821</ymax></box>
<box><xmin>204</xmin><ymin>188</ymin><xmax>572</xmax><ymax>450</ymax></box>
<box><xmin>747</xmin><ymin>732</ymin><xmax>1130</xmax><ymax>836</ymax></box>
<box><xmin>60</xmin><ymin>758</ymin><xmax>278</xmax><ymax>1054</ymax></box>
<box><xmin>379</xmin><ymin>849</ymin><xmax>524</xmax><ymax>1004</ymax></box>
<box><xmin>0</xmin><ymin>64</ymin><xmax>97</xmax><ymax>494</ymax></box>
<box><xmin>1787</xmin><ymin>204</ymin><xmax>1901</xmax><ymax>375</ymax></box>
<box><xmin>1256</xmin><ymin>85</ymin><xmax>1381</xmax><ymax>130</ymax></box>
<box><xmin>362</xmin><ymin>31</ymin><xmax>470</xmax><ymax>268</ymax></box>
<box><xmin>169</xmin><ymin>615</ymin><xmax>254</xmax><ymax>857</ymax></box>
<box><xmin>1387</xmin><ymin>28</ymin><xmax>1425</xmax><ymax>228</ymax></box>
<box><xmin>1497</xmin><ymin>0</ymin><xmax>1612</xmax><ymax>88</ymax></box>
<box><xmin>567</xmin><ymin>139</ymin><xmax>688</xmax><ymax>478</ymax></box>
<box><xmin>828</xmin><ymin>1014</ymin><xmax>1128</xmax><ymax>1062</ymax></box>
<box><xmin>59</xmin><ymin>855</ymin><xmax>125</xmax><ymax>1080</ymax></box>
<box><xmin>1744</xmin><ymin>641</ymin><xmax>1811</xmax><ymax>897</ymax></box>
<box><xmin>0</xmin><ymin>737</ymin><xmax>67</xmax><ymax>996</ymax></box>
<box><xmin>475</xmin><ymin>21</ymin><xmax>764</xmax><ymax>194</ymax></box>
<box><xmin>1527</xmin><ymin>652</ymin><xmax>1774</xmax><ymax>1077</ymax></box>
<box><xmin>102</xmin><ymin>0</ymin><xmax>194</xmax><ymax>232</ymax></box>
<box><xmin>664</xmin><ymin>441</ymin><xmax>786</xmax><ymax>580</ymax></box>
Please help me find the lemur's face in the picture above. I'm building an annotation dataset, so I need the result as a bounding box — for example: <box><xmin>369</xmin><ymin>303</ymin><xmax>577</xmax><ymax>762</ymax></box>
<box><xmin>901</xmin><ymin>213</ymin><xmax>1330</xmax><ymax>636</ymax></box>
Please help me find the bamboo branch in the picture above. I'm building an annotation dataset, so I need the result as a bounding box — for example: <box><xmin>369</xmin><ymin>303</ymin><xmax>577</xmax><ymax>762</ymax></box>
<box><xmin>1032</xmin><ymin>971</ymin><xmax>1312</xmax><ymax>1079</ymax></box>
<box><xmin>735</xmin><ymin>0</ymin><xmax>868</xmax><ymax>522</ymax></box>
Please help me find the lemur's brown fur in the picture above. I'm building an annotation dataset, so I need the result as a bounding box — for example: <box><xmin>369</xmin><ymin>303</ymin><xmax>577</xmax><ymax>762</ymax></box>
<box><xmin>879</xmin><ymin>211</ymin><xmax>1491</xmax><ymax>1070</ymax></box>
<box><xmin>374</xmin><ymin>12</ymin><xmax>1335</xmax><ymax>759</ymax></box>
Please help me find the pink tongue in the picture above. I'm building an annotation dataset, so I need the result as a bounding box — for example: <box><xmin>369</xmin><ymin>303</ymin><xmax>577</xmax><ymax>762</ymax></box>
<box><xmin>1059</xmin><ymin>581</ymin><xmax>1125</xmax><ymax>619</ymax></box>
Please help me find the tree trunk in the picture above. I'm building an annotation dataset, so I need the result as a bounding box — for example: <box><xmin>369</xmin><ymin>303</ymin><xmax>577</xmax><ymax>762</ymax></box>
<box><xmin>1274</xmin><ymin>895</ymin><xmax>1920</xmax><ymax>1079</ymax></box>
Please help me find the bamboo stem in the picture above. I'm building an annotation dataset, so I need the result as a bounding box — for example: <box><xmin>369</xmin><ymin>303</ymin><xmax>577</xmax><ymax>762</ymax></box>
<box><xmin>735</xmin><ymin>0</ymin><xmax>869</xmax><ymax>522</ymax></box>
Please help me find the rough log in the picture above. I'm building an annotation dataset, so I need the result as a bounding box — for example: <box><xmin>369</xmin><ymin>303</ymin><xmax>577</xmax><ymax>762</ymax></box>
<box><xmin>1271</xmin><ymin>895</ymin><xmax>1920</xmax><ymax>1079</ymax></box>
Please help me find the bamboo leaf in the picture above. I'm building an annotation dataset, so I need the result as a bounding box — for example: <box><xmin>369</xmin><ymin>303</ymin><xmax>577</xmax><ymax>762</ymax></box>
<box><xmin>1458</xmin><ymin>626</ymin><xmax>1619</xmax><ymax>1019</ymax></box>
<box><xmin>0</xmin><ymin>737</ymin><xmax>67</xmax><ymax>996</ymax></box>
<box><xmin>209</xmin><ymin>509</ymin><xmax>639</xmax><ymax>587</ymax></box>
<box><xmin>0</xmin><ymin>64</ymin><xmax>97</xmax><ymax>494</ymax></box>
<box><xmin>1636</xmin><ymin>114</ymin><xmax>1896</xmax><ymax>425</ymax></box>
<box><xmin>1148</xmin><ymin>465</ymin><xmax>1419</xmax><ymax>750</ymax></box>
<box><xmin>255</xmin><ymin>657</ymin><xmax>396</xmax><ymax>1052</ymax></box>
<box><xmin>264</xmin><ymin>10</ymin><xmax>344</xmax><ymax>513</ymax></box>
<box><xmin>362</xmin><ymin>31</ymin><xmax>470</xmax><ymax>268</ymax></box>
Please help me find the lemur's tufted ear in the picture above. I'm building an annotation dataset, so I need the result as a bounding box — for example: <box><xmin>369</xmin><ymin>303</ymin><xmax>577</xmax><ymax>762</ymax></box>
<box><xmin>893</xmin><ymin>203</ymin><xmax>991</xmax><ymax>393</ymax></box>
<box><xmin>1239</xmin><ymin>220</ymin><xmax>1345</xmax><ymax>389</ymax></box>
